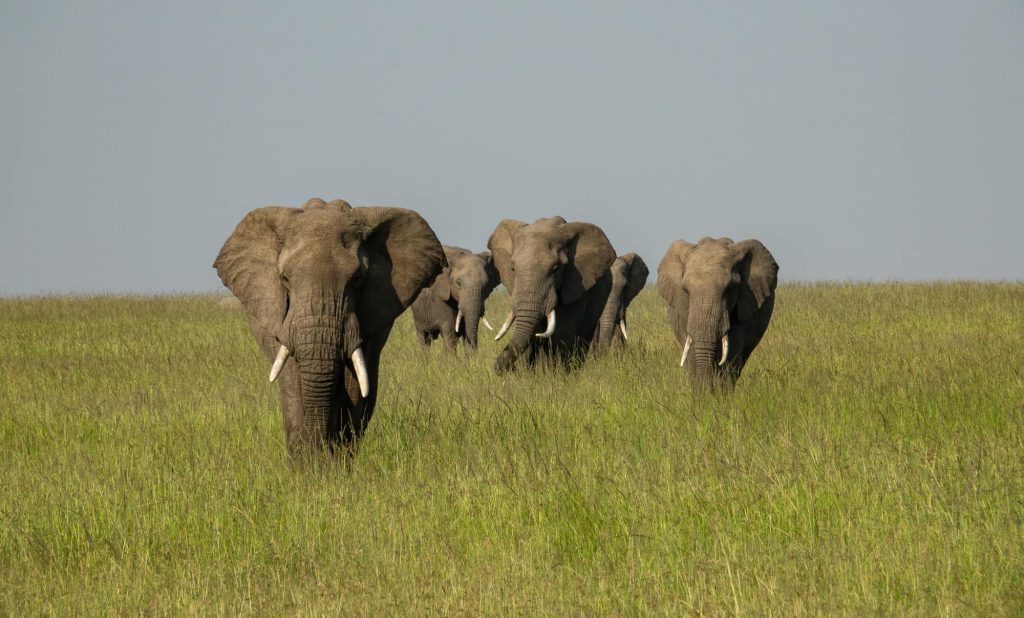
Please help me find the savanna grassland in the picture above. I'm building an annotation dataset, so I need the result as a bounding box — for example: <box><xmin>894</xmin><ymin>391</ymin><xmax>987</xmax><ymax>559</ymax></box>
<box><xmin>1</xmin><ymin>283</ymin><xmax>1022</xmax><ymax>615</ymax></box>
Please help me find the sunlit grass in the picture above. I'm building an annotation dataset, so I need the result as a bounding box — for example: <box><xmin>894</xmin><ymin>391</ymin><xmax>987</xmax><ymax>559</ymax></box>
<box><xmin>1</xmin><ymin>283</ymin><xmax>1022</xmax><ymax>614</ymax></box>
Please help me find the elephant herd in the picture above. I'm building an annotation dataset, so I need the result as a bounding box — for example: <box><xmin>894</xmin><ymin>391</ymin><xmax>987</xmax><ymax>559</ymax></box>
<box><xmin>214</xmin><ymin>198</ymin><xmax>779</xmax><ymax>459</ymax></box>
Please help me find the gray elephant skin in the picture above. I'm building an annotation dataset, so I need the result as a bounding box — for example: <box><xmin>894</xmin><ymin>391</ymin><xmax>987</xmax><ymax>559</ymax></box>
<box><xmin>411</xmin><ymin>246</ymin><xmax>500</xmax><ymax>350</ymax></box>
<box><xmin>657</xmin><ymin>237</ymin><xmax>779</xmax><ymax>386</ymax></box>
<box><xmin>488</xmin><ymin>216</ymin><xmax>616</xmax><ymax>373</ymax></box>
<box><xmin>214</xmin><ymin>198</ymin><xmax>445</xmax><ymax>458</ymax></box>
<box><xmin>593</xmin><ymin>252</ymin><xmax>649</xmax><ymax>347</ymax></box>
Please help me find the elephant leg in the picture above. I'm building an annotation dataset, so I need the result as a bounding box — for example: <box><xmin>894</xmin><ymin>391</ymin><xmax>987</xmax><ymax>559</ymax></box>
<box><xmin>725</xmin><ymin>342</ymin><xmax>754</xmax><ymax>385</ymax></box>
<box><xmin>722</xmin><ymin>326</ymin><xmax>759</xmax><ymax>385</ymax></box>
<box><xmin>440</xmin><ymin>320</ymin><xmax>458</xmax><ymax>351</ymax></box>
<box><xmin>556</xmin><ymin>337</ymin><xmax>587</xmax><ymax>372</ymax></box>
<box><xmin>567</xmin><ymin>337</ymin><xmax>591</xmax><ymax>370</ymax></box>
<box><xmin>335</xmin><ymin>326</ymin><xmax>390</xmax><ymax>458</ymax></box>
<box><xmin>417</xmin><ymin>329</ymin><xmax>432</xmax><ymax>347</ymax></box>
<box><xmin>730</xmin><ymin>298</ymin><xmax>773</xmax><ymax>385</ymax></box>
<box><xmin>525</xmin><ymin>339</ymin><xmax>540</xmax><ymax>368</ymax></box>
<box><xmin>535</xmin><ymin>337</ymin><xmax>555</xmax><ymax>367</ymax></box>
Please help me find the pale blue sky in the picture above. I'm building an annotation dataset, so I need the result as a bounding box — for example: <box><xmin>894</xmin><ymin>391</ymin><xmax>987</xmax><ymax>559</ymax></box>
<box><xmin>2</xmin><ymin>1</ymin><xmax>1022</xmax><ymax>294</ymax></box>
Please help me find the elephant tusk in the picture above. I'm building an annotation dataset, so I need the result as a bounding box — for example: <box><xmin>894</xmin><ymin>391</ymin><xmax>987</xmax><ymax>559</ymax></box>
<box><xmin>536</xmin><ymin>309</ymin><xmax>556</xmax><ymax>339</ymax></box>
<box><xmin>494</xmin><ymin>310</ymin><xmax>513</xmax><ymax>340</ymax></box>
<box><xmin>719</xmin><ymin>334</ymin><xmax>729</xmax><ymax>366</ymax></box>
<box><xmin>482</xmin><ymin>317</ymin><xmax>494</xmax><ymax>331</ymax></box>
<box><xmin>269</xmin><ymin>345</ymin><xmax>289</xmax><ymax>382</ymax></box>
<box><xmin>455</xmin><ymin>309</ymin><xmax>463</xmax><ymax>333</ymax></box>
<box><xmin>351</xmin><ymin>347</ymin><xmax>370</xmax><ymax>399</ymax></box>
<box><xmin>619</xmin><ymin>320</ymin><xmax>629</xmax><ymax>340</ymax></box>
<box><xmin>680</xmin><ymin>336</ymin><xmax>692</xmax><ymax>367</ymax></box>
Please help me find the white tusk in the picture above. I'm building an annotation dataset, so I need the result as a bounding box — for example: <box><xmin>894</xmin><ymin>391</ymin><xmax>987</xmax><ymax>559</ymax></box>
<box><xmin>619</xmin><ymin>321</ymin><xmax>629</xmax><ymax>340</ymax></box>
<box><xmin>536</xmin><ymin>309</ymin><xmax>556</xmax><ymax>339</ymax></box>
<box><xmin>494</xmin><ymin>310</ymin><xmax>513</xmax><ymax>340</ymax></box>
<box><xmin>718</xmin><ymin>334</ymin><xmax>729</xmax><ymax>366</ymax></box>
<box><xmin>269</xmin><ymin>345</ymin><xmax>289</xmax><ymax>382</ymax></box>
<box><xmin>482</xmin><ymin>317</ymin><xmax>494</xmax><ymax>331</ymax></box>
<box><xmin>455</xmin><ymin>310</ymin><xmax>463</xmax><ymax>333</ymax></box>
<box><xmin>680</xmin><ymin>336</ymin><xmax>692</xmax><ymax>367</ymax></box>
<box><xmin>351</xmin><ymin>347</ymin><xmax>370</xmax><ymax>398</ymax></box>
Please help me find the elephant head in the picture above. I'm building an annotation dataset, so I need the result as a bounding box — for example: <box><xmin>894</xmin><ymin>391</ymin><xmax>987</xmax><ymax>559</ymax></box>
<box><xmin>214</xmin><ymin>198</ymin><xmax>444</xmax><ymax>455</ymax></box>
<box><xmin>431</xmin><ymin>246</ymin><xmax>500</xmax><ymax>349</ymax></box>
<box><xmin>657</xmin><ymin>237</ymin><xmax>778</xmax><ymax>385</ymax></box>
<box><xmin>488</xmin><ymin>216</ymin><xmax>616</xmax><ymax>373</ymax></box>
<box><xmin>596</xmin><ymin>252</ymin><xmax>649</xmax><ymax>346</ymax></box>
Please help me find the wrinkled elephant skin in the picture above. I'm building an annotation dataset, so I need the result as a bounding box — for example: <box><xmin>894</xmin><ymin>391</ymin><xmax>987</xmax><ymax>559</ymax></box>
<box><xmin>214</xmin><ymin>198</ymin><xmax>445</xmax><ymax>459</ymax></box>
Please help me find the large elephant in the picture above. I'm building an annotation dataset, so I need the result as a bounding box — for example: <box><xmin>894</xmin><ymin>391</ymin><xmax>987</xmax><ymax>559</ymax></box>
<box><xmin>488</xmin><ymin>216</ymin><xmax>616</xmax><ymax>373</ymax></box>
<box><xmin>593</xmin><ymin>252</ymin><xmax>649</xmax><ymax>347</ymax></box>
<box><xmin>657</xmin><ymin>237</ymin><xmax>779</xmax><ymax>386</ymax></box>
<box><xmin>411</xmin><ymin>245</ymin><xmax>500</xmax><ymax>350</ymax></box>
<box><xmin>214</xmin><ymin>198</ymin><xmax>445</xmax><ymax>458</ymax></box>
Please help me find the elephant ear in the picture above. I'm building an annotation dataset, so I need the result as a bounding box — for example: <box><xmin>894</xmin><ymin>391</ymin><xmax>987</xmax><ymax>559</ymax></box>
<box><xmin>433</xmin><ymin>269</ymin><xmax>452</xmax><ymax>301</ymax></box>
<box><xmin>560</xmin><ymin>222</ymin><xmax>616</xmax><ymax>306</ymax></box>
<box><xmin>657</xmin><ymin>240</ymin><xmax>695</xmax><ymax>310</ymax></box>
<box><xmin>213</xmin><ymin>207</ymin><xmax>301</xmax><ymax>358</ymax></box>
<box><xmin>732</xmin><ymin>239</ymin><xmax>779</xmax><ymax>323</ymax></box>
<box><xmin>487</xmin><ymin>219</ymin><xmax>525</xmax><ymax>294</ymax></box>
<box><xmin>622</xmin><ymin>253</ymin><xmax>650</xmax><ymax>305</ymax></box>
<box><xmin>353</xmin><ymin>207</ymin><xmax>446</xmax><ymax>337</ymax></box>
<box><xmin>433</xmin><ymin>246</ymin><xmax>468</xmax><ymax>302</ymax></box>
<box><xmin>479</xmin><ymin>251</ymin><xmax>501</xmax><ymax>295</ymax></box>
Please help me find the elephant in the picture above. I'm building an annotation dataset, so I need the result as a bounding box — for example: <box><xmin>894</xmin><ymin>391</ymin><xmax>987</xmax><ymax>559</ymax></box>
<box><xmin>488</xmin><ymin>216</ymin><xmax>616</xmax><ymax>373</ymax></box>
<box><xmin>411</xmin><ymin>245</ymin><xmax>500</xmax><ymax>350</ymax></box>
<box><xmin>657</xmin><ymin>237</ymin><xmax>779</xmax><ymax>386</ymax></box>
<box><xmin>213</xmin><ymin>198</ymin><xmax>445</xmax><ymax>458</ymax></box>
<box><xmin>592</xmin><ymin>252</ymin><xmax>649</xmax><ymax>347</ymax></box>
<box><xmin>218</xmin><ymin>296</ymin><xmax>242</xmax><ymax>309</ymax></box>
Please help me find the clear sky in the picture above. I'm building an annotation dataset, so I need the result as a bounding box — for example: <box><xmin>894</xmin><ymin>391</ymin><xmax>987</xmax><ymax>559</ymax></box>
<box><xmin>2</xmin><ymin>1</ymin><xmax>1022</xmax><ymax>294</ymax></box>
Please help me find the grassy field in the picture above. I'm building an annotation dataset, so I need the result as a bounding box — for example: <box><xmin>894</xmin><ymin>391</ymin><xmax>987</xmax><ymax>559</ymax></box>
<box><xmin>1</xmin><ymin>283</ymin><xmax>1022</xmax><ymax>615</ymax></box>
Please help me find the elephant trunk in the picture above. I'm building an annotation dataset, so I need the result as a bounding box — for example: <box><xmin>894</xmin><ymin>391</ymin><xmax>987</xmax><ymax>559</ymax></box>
<box><xmin>597</xmin><ymin>317</ymin><xmax>616</xmax><ymax>346</ymax></box>
<box><xmin>509</xmin><ymin>302</ymin><xmax>543</xmax><ymax>350</ymax></box>
<box><xmin>686</xmin><ymin>297</ymin><xmax>729</xmax><ymax>382</ymax></box>
<box><xmin>459</xmin><ymin>293</ymin><xmax>484</xmax><ymax>349</ymax></box>
<box><xmin>597</xmin><ymin>297</ymin><xmax>620</xmax><ymax>346</ymax></box>
<box><xmin>598</xmin><ymin>276</ymin><xmax>628</xmax><ymax>345</ymax></box>
<box><xmin>689</xmin><ymin>339</ymin><xmax>719</xmax><ymax>383</ymax></box>
<box><xmin>292</xmin><ymin>313</ymin><xmax>346</xmax><ymax>447</ymax></box>
<box><xmin>495</xmin><ymin>291</ymin><xmax>546</xmax><ymax>373</ymax></box>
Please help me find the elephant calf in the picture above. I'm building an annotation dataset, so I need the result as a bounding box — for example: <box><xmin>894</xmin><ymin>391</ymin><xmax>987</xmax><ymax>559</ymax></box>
<box><xmin>593</xmin><ymin>252</ymin><xmax>649</xmax><ymax>347</ymax></box>
<box><xmin>657</xmin><ymin>237</ymin><xmax>779</xmax><ymax>386</ymax></box>
<box><xmin>411</xmin><ymin>245</ymin><xmax>500</xmax><ymax>350</ymax></box>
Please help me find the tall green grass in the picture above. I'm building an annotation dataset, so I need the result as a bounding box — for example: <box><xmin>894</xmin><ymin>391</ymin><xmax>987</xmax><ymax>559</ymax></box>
<box><xmin>1</xmin><ymin>283</ymin><xmax>1022</xmax><ymax>614</ymax></box>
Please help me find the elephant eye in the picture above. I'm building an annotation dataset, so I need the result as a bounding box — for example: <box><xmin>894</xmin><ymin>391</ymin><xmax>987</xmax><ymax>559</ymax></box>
<box><xmin>550</xmin><ymin>263</ymin><xmax>559</xmax><ymax>274</ymax></box>
<box><xmin>455</xmin><ymin>278</ymin><xmax>462</xmax><ymax>287</ymax></box>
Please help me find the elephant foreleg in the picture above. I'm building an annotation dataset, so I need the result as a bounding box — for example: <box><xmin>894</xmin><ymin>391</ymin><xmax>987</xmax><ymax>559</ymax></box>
<box><xmin>417</xmin><ymin>329</ymin><xmax>433</xmax><ymax>347</ymax></box>
<box><xmin>440</xmin><ymin>320</ymin><xmax>458</xmax><ymax>351</ymax></box>
<box><xmin>335</xmin><ymin>326</ymin><xmax>389</xmax><ymax>459</ymax></box>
